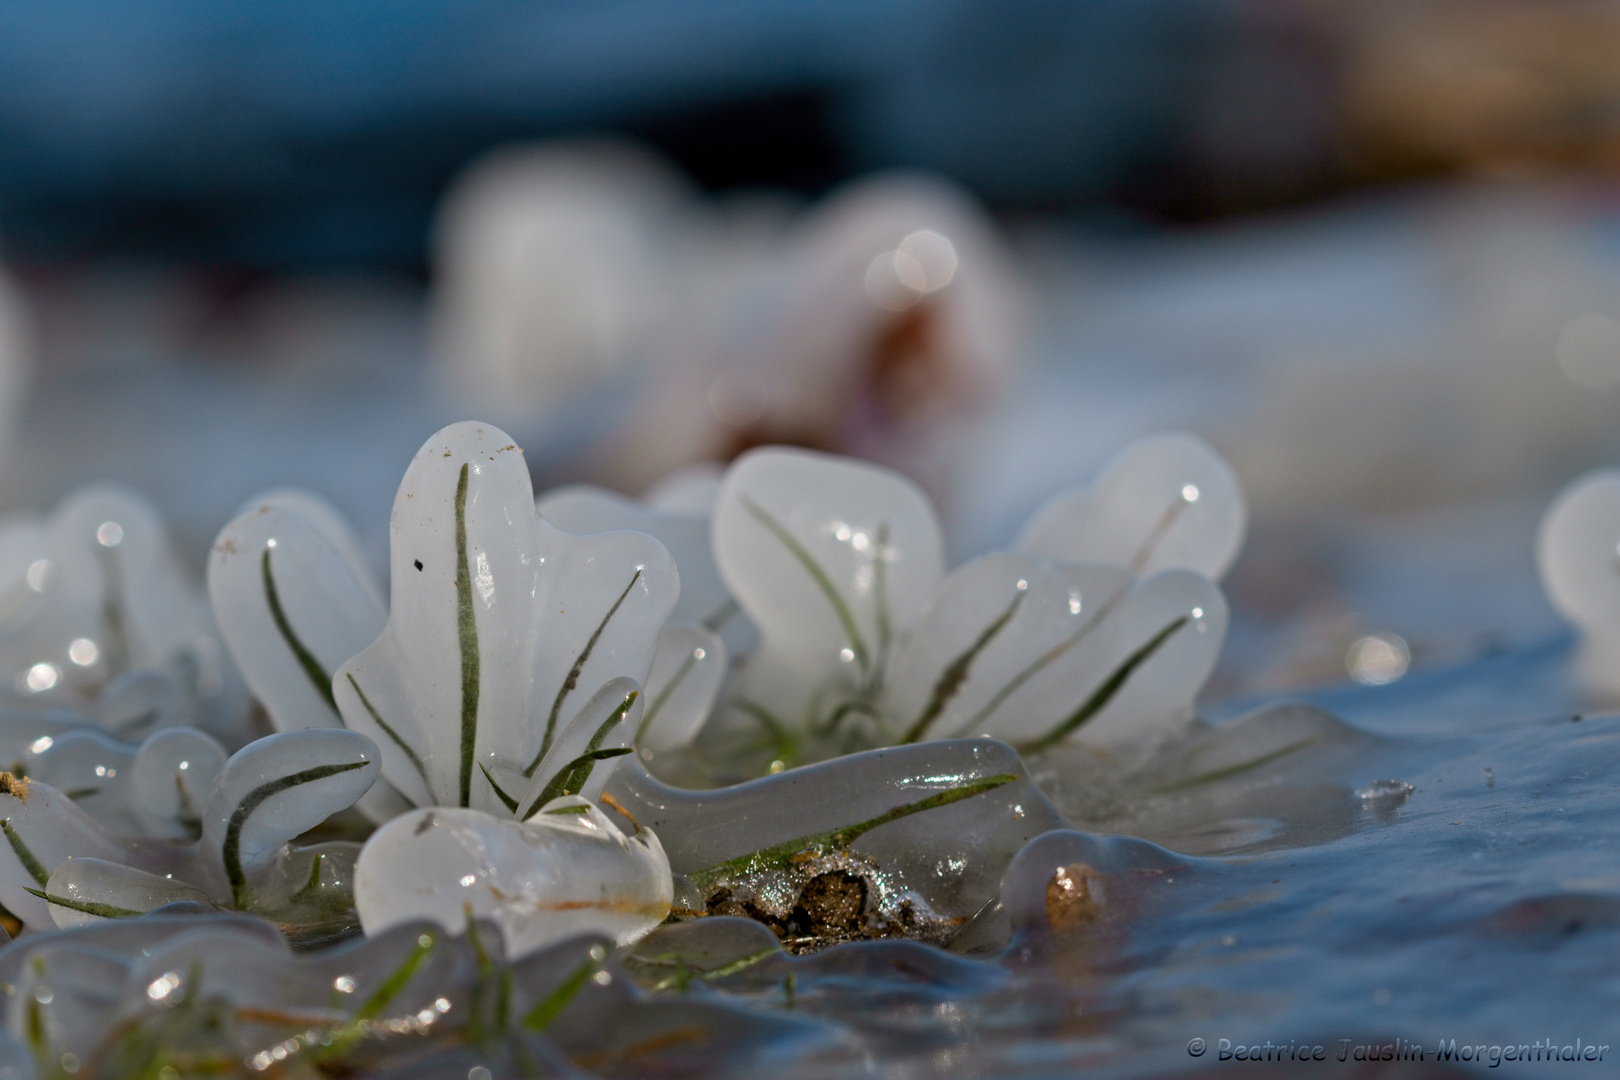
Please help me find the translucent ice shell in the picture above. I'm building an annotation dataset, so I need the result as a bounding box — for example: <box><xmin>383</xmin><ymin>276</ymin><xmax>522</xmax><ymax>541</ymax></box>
<box><xmin>355</xmin><ymin>797</ymin><xmax>671</xmax><ymax>957</ymax></box>
<box><xmin>334</xmin><ymin>422</ymin><xmax>678</xmax><ymax>814</ymax></box>
<box><xmin>1018</xmin><ymin>431</ymin><xmax>1247</xmax><ymax>582</ymax></box>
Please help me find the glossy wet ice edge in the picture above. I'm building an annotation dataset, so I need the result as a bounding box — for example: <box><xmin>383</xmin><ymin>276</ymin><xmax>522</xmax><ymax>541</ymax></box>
<box><xmin>0</xmin><ymin>635</ymin><xmax>1608</xmax><ymax>1079</ymax></box>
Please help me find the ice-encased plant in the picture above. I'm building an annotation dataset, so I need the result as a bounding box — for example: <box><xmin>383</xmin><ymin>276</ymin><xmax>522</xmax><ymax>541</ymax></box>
<box><xmin>536</xmin><ymin>479</ymin><xmax>738</xmax><ymax>755</ymax></box>
<box><xmin>0</xmin><ymin>485</ymin><xmax>244</xmax><ymax>743</ymax></box>
<box><xmin>707</xmin><ymin>433</ymin><xmax>1236</xmax><ymax>770</ymax></box>
<box><xmin>0</xmin><ymin>726</ymin><xmax>379</xmax><ymax>935</ymax></box>
<box><xmin>330</xmin><ymin>422</ymin><xmax>678</xmax><ymax>953</ymax></box>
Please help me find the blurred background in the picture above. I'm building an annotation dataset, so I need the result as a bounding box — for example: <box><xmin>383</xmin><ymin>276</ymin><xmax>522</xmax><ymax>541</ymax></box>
<box><xmin>4</xmin><ymin>0</ymin><xmax>1620</xmax><ymax>702</ymax></box>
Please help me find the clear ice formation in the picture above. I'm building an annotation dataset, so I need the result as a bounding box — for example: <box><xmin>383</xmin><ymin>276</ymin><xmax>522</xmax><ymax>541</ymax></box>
<box><xmin>209</xmin><ymin>488</ymin><xmax>386</xmax><ymax>735</ymax></box>
<box><xmin>355</xmin><ymin>797</ymin><xmax>672</xmax><ymax>955</ymax></box>
<box><xmin>535</xmin><ymin>482</ymin><xmax>735</xmax><ymax>753</ymax></box>
<box><xmin>0</xmin><ymin>417</ymin><xmax>1269</xmax><ymax>1072</ymax></box>
<box><xmin>0</xmin><ymin>908</ymin><xmax>839</xmax><ymax>1079</ymax></box>
<box><xmin>0</xmin><ymin>726</ymin><xmax>378</xmax><ymax>932</ymax></box>
<box><xmin>606</xmin><ymin>736</ymin><xmax>1064</xmax><ymax>949</ymax></box>
<box><xmin>0</xmin><ymin>485</ymin><xmax>242</xmax><ymax>742</ymax></box>
<box><xmin>709</xmin><ymin>444</ymin><xmax>1228</xmax><ymax>766</ymax></box>
<box><xmin>1016</xmin><ymin>431</ymin><xmax>1248</xmax><ymax>582</ymax></box>
<box><xmin>1538</xmin><ymin>467</ymin><xmax>1620</xmax><ymax>698</ymax></box>
<box><xmin>334</xmin><ymin>421</ymin><xmax>677</xmax><ymax>813</ymax></box>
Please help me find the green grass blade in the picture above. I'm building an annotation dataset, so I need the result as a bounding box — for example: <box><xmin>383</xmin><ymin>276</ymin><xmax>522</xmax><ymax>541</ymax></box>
<box><xmin>22</xmin><ymin>887</ymin><xmax>140</xmax><ymax>919</ymax></box>
<box><xmin>523</xmin><ymin>950</ymin><xmax>599</xmax><ymax>1032</ymax></box>
<box><xmin>223</xmin><ymin>761</ymin><xmax>367</xmax><ymax>909</ymax></box>
<box><xmin>1016</xmin><ymin>615</ymin><xmax>1189</xmax><ymax>754</ymax></box>
<box><xmin>479</xmin><ymin>763</ymin><xmax>520</xmax><ymax>814</ymax></box>
<box><xmin>637</xmin><ymin>654</ymin><xmax>697</xmax><ymax>744</ymax></box>
<box><xmin>346</xmin><ymin>673</ymin><xmax>430</xmax><ymax>793</ymax></box>
<box><xmin>522</xmin><ymin>690</ymin><xmax>638</xmax><ymax>817</ymax></box>
<box><xmin>688</xmin><ymin>774</ymin><xmax>1016</xmax><ymax>888</ymax></box>
<box><xmin>949</xmin><ymin>588</ymin><xmax>1124</xmax><ymax>738</ymax></box>
<box><xmin>262</xmin><ymin>547</ymin><xmax>337</xmax><ymax>714</ymax></box>
<box><xmin>454</xmin><ymin>462</ymin><xmax>480</xmax><ymax>808</ymax></box>
<box><xmin>519</xmin><ymin>748</ymin><xmax>633</xmax><ymax>820</ymax></box>
<box><xmin>530</xmin><ymin>568</ymin><xmax>643</xmax><ymax>775</ymax></box>
<box><xmin>901</xmin><ymin>587</ymin><xmax>1025</xmax><ymax>744</ymax></box>
<box><xmin>740</xmin><ymin>494</ymin><xmax>869</xmax><ymax>679</ymax></box>
<box><xmin>2</xmin><ymin>819</ymin><xmax>49</xmax><ymax>887</ymax></box>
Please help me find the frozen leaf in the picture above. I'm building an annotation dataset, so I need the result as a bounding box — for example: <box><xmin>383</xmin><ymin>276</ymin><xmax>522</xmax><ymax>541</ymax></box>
<box><xmin>713</xmin><ymin>446</ymin><xmax>944</xmax><ymax>729</ymax></box>
<box><xmin>355</xmin><ymin>798</ymin><xmax>672</xmax><ymax>957</ymax></box>
<box><xmin>1017</xmin><ymin>432</ymin><xmax>1247</xmax><ymax>581</ymax></box>
<box><xmin>209</xmin><ymin>490</ymin><xmax>385</xmax><ymax>733</ymax></box>
<box><xmin>335</xmin><ymin>422</ymin><xmax>676</xmax><ymax>814</ymax></box>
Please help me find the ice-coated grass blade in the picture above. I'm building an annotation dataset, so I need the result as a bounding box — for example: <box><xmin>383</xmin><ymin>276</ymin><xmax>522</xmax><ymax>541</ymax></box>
<box><xmin>319</xmin><ymin>928</ymin><xmax>436</xmax><ymax>1060</ymax></box>
<box><xmin>262</xmin><ymin>547</ymin><xmax>337</xmax><ymax>714</ymax></box>
<box><xmin>901</xmin><ymin>587</ymin><xmax>1026</xmax><ymax>744</ymax></box>
<box><xmin>22</xmin><ymin>887</ymin><xmax>140</xmax><ymax>919</ymax></box>
<box><xmin>701</xmin><ymin>597</ymin><xmax>740</xmax><ymax>632</ymax></box>
<box><xmin>2</xmin><ymin>819</ymin><xmax>48</xmax><ymax>887</ymax></box>
<box><xmin>347</xmin><ymin>673</ymin><xmax>429</xmax><ymax>792</ymax></box>
<box><xmin>223</xmin><ymin>761</ymin><xmax>368</xmax><ymax>909</ymax></box>
<box><xmin>739</xmin><ymin>493</ymin><xmax>870</xmax><ymax>679</ymax></box>
<box><xmin>530</xmin><ymin>568</ymin><xmax>643</xmax><ymax>775</ymax></box>
<box><xmin>1016</xmin><ymin>615</ymin><xmax>1189</xmax><ymax>754</ymax></box>
<box><xmin>730</xmin><ymin>698</ymin><xmax>796</xmax><ymax>765</ymax></box>
<box><xmin>869</xmin><ymin>522</ymin><xmax>892</xmax><ymax>694</ymax></box>
<box><xmin>950</xmin><ymin>588</ymin><xmax>1124</xmax><ymax>738</ymax></box>
<box><xmin>1150</xmin><ymin>736</ymin><xmax>1320</xmax><ymax>794</ymax></box>
<box><xmin>454</xmin><ymin>463</ymin><xmax>481</xmax><ymax>808</ymax></box>
<box><xmin>638</xmin><ymin>654</ymin><xmax>697</xmax><ymax>744</ymax></box>
<box><xmin>479</xmin><ymin>763</ymin><xmax>521</xmax><ymax>814</ymax></box>
<box><xmin>523</xmin><ymin>948</ymin><xmax>602</xmax><ymax>1032</ymax></box>
<box><xmin>638</xmin><ymin>946</ymin><xmax>779</xmax><ymax>993</ymax></box>
<box><xmin>688</xmin><ymin>774</ymin><xmax>1017</xmax><ymax>888</ymax></box>
<box><xmin>522</xmin><ymin>690</ymin><xmax>638</xmax><ymax>818</ymax></box>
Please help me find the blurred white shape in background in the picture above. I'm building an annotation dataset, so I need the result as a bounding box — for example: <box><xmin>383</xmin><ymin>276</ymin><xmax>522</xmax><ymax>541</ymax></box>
<box><xmin>430</xmin><ymin>139</ymin><xmax>691</xmax><ymax>426</ymax></box>
<box><xmin>1538</xmin><ymin>467</ymin><xmax>1620</xmax><ymax>700</ymax></box>
<box><xmin>596</xmin><ymin>172</ymin><xmax>1027</xmax><ymax>499</ymax></box>
<box><xmin>1556</xmin><ymin>312</ymin><xmax>1620</xmax><ymax>389</ymax></box>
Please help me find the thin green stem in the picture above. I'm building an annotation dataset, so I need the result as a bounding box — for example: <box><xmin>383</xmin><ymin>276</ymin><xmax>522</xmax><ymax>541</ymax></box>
<box><xmin>530</xmin><ymin>569</ymin><xmax>643</xmax><ymax>775</ymax></box>
<box><xmin>949</xmin><ymin>587</ymin><xmax>1124</xmax><ymax>738</ymax></box>
<box><xmin>523</xmin><ymin>691</ymin><xmax>638</xmax><ymax>818</ymax></box>
<box><xmin>689</xmin><ymin>774</ymin><xmax>1016</xmax><ymax>888</ymax></box>
<box><xmin>262</xmin><ymin>547</ymin><xmax>336</xmax><ymax>714</ymax></box>
<box><xmin>24</xmin><ymin>887</ymin><xmax>140</xmax><ymax>919</ymax></box>
<box><xmin>739</xmin><ymin>494</ymin><xmax>869</xmax><ymax>679</ymax></box>
<box><xmin>224</xmin><ymin>761</ymin><xmax>367</xmax><ymax>909</ymax></box>
<box><xmin>523</xmin><ymin>951</ymin><xmax>600</xmax><ymax>1032</ymax></box>
<box><xmin>638</xmin><ymin>654</ymin><xmax>697</xmax><ymax>744</ymax></box>
<box><xmin>346</xmin><ymin>673</ymin><xmax>429</xmax><ymax>793</ymax></box>
<box><xmin>2</xmin><ymin>819</ymin><xmax>48</xmax><ymax>887</ymax></box>
<box><xmin>455</xmin><ymin>463</ymin><xmax>480</xmax><ymax>808</ymax></box>
<box><xmin>479</xmin><ymin>764</ymin><xmax>520</xmax><ymax>814</ymax></box>
<box><xmin>901</xmin><ymin>587</ymin><xmax>1026</xmax><ymax>743</ymax></box>
<box><xmin>1016</xmin><ymin>616</ymin><xmax>1189</xmax><ymax>754</ymax></box>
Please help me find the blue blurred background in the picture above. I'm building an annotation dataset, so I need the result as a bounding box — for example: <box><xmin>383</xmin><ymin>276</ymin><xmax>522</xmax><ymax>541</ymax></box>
<box><xmin>0</xmin><ymin>0</ymin><xmax>1320</xmax><ymax>267</ymax></box>
<box><xmin>8</xmin><ymin>0</ymin><xmax>1620</xmax><ymax>698</ymax></box>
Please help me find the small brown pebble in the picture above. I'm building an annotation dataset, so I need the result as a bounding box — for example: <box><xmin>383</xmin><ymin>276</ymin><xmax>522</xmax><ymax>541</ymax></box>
<box><xmin>0</xmin><ymin>772</ymin><xmax>29</xmax><ymax>802</ymax></box>
<box><xmin>1045</xmin><ymin>862</ymin><xmax>1104</xmax><ymax>935</ymax></box>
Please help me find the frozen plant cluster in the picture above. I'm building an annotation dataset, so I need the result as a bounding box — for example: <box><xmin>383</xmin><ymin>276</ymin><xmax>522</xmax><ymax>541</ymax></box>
<box><xmin>0</xmin><ymin>415</ymin><xmax>1250</xmax><ymax>1076</ymax></box>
